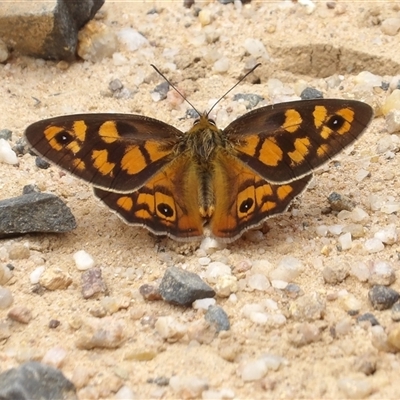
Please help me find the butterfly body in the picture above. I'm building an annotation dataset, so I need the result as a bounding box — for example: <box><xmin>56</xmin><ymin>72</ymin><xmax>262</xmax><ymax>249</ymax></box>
<box><xmin>25</xmin><ymin>99</ymin><xmax>373</xmax><ymax>242</ymax></box>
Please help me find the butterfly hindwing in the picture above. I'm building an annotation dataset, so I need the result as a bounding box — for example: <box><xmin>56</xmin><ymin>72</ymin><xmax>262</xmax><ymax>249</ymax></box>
<box><xmin>25</xmin><ymin>113</ymin><xmax>182</xmax><ymax>192</ymax></box>
<box><xmin>225</xmin><ymin>99</ymin><xmax>373</xmax><ymax>183</ymax></box>
<box><xmin>210</xmin><ymin>149</ymin><xmax>313</xmax><ymax>240</ymax></box>
<box><xmin>93</xmin><ymin>153</ymin><xmax>204</xmax><ymax>241</ymax></box>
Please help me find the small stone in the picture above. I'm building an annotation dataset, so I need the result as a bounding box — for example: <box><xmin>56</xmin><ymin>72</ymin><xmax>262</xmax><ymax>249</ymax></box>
<box><xmin>382</xmin><ymin>89</ymin><xmax>400</xmax><ymax>115</ymax></box>
<box><xmin>354</xmin><ymin>71</ymin><xmax>382</xmax><ymax>88</ymax></box>
<box><xmin>243</xmin><ymin>38</ymin><xmax>269</xmax><ymax>59</ymax></box>
<box><xmin>269</xmin><ymin>256</ymin><xmax>302</xmax><ymax>282</ymax></box>
<box><xmin>30</xmin><ymin>266</ymin><xmax>45</xmax><ymax>284</ymax></box>
<box><xmin>198</xmin><ymin>9</ymin><xmax>212</xmax><ymax>26</ymax></box>
<box><xmin>381</xmin><ymin>202</ymin><xmax>400</xmax><ymax>214</ymax></box>
<box><xmin>0</xmin><ymin>138</ymin><xmax>18</xmax><ymax>164</ymax></box>
<box><xmin>204</xmin><ymin>305</ymin><xmax>230</xmax><ymax>332</ymax></box>
<box><xmin>342</xmin><ymin>224</ymin><xmax>364</xmax><ymax>238</ymax></box>
<box><xmin>214</xmin><ymin>275</ymin><xmax>238</xmax><ymax>298</ymax></box>
<box><xmin>35</xmin><ymin>157</ymin><xmax>50</xmax><ymax>169</ymax></box>
<box><xmin>300</xmin><ymin>87</ymin><xmax>323</xmax><ymax>100</ymax></box>
<box><xmin>8</xmin><ymin>243</ymin><xmax>30</xmax><ymax>260</ymax></box>
<box><xmin>350</xmin><ymin>207</ymin><xmax>368</xmax><ymax>223</ymax></box>
<box><xmin>114</xmin><ymin>385</ymin><xmax>135</xmax><ymax>400</ymax></box>
<box><xmin>198</xmin><ymin>257</ymin><xmax>211</xmax><ymax>266</ymax></box>
<box><xmin>355</xmin><ymin>169</ymin><xmax>370</xmax><ymax>182</ymax></box>
<box><xmin>159</xmin><ymin>266</ymin><xmax>215</xmax><ymax>306</ymax></box>
<box><xmin>0</xmin><ymin>129</ymin><xmax>12</xmax><ymax>140</ymax></box>
<box><xmin>364</xmin><ymin>238</ymin><xmax>384</xmax><ymax>253</ymax></box>
<box><xmin>204</xmin><ymin>262</ymin><xmax>231</xmax><ymax>283</ymax></box>
<box><xmin>81</xmin><ymin>267</ymin><xmax>108</xmax><ymax>299</ymax></box>
<box><xmin>73</xmin><ymin>250</ymin><xmax>95</xmax><ymax>271</ymax></box>
<box><xmin>290</xmin><ymin>292</ymin><xmax>326</xmax><ymax>321</ymax></box>
<box><xmin>151</xmin><ymin>81</ymin><xmax>169</xmax><ymax>102</ymax></box>
<box><xmin>328</xmin><ymin>192</ymin><xmax>356</xmax><ymax>212</ymax></box>
<box><xmin>0</xmin><ymin>361</ymin><xmax>76</xmax><ymax>400</ymax></box>
<box><xmin>247</xmin><ymin>273</ymin><xmax>270</xmax><ymax>291</ymax></box>
<box><xmin>0</xmin><ymin>264</ymin><xmax>13</xmax><ymax>285</ymax></box>
<box><xmin>42</xmin><ymin>346</ymin><xmax>67</xmax><ymax>368</ymax></box>
<box><xmin>386</xmin><ymin>110</ymin><xmax>400</xmax><ymax>133</ymax></box>
<box><xmin>391</xmin><ymin>302</ymin><xmax>400</xmax><ymax>321</ymax></box>
<box><xmin>213</xmin><ymin>57</ymin><xmax>230</xmax><ymax>73</ymax></box>
<box><xmin>109</xmin><ymin>78</ymin><xmax>123</xmax><ymax>92</ymax></box>
<box><xmin>139</xmin><ymin>284</ymin><xmax>162</xmax><ymax>301</ymax></box>
<box><xmin>75</xmin><ymin>317</ymin><xmax>125</xmax><ymax>349</ymax></box>
<box><xmin>369</xmin><ymin>261</ymin><xmax>395</xmax><ymax>286</ymax></box>
<box><xmin>338</xmin><ymin>232</ymin><xmax>352</xmax><ymax>250</ymax></box>
<box><xmin>40</xmin><ymin>268</ymin><xmax>73</xmax><ymax>291</ymax></box>
<box><xmin>335</xmin><ymin>317</ymin><xmax>353</xmax><ymax>335</ymax></box>
<box><xmin>233</xmin><ymin>93</ymin><xmax>264</xmax><ymax>110</ymax></box>
<box><xmin>49</xmin><ymin>319</ymin><xmax>61</xmax><ymax>329</ymax></box>
<box><xmin>374</xmin><ymin>225</ymin><xmax>398</xmax><ymax>245</ymax></box>
<box><xmin>387</xmin><ymin>325</ymin><xmax>400</xmax><ymax>352</ymax></box>
<box><xmin>192</xmin><ymin>298</ymin><xmax>216</xmax><ymax>310</ymax></box>
<box><xmin>154</xmin><ymin>316</ymin><xmax>187</xmax><ymax>342</ymax></box>
<box><xmin>288</xmin><ymin>322</ymin><xmax>321</xmax><ymax>347</ymax></box>
<box><xmin>169</xmin><ymin>375</ymin><xmax>209</xmax><ymax>399</ymax></box>
<box><xmin>338</xmin><ymin>377</ymin><xmax>373</xmax><ymax>399</ymax></box>
<box><xmin>7</xmin><ymin>306</ymin><xmax>32</xmax><ymax>324</ymax></box>
<box><xmin>0</xmin><ymin>287</ymin><xmax>13</xmax><ymax>309</ymax></box>
<box><xmin>0</xmin><ymin>192</ymin><xmax>76</xmax><ymax>238</ymax></box>
<box><xmin>117</xmin><ymin>28</ymin><xmax>148</xmax><ymax>51</ymax></box>
<box><xmin>322</xmin><ymin>264</ymin><xmax>349</xmax><ymax>284</ymax></box>
<box><xmin>368</xmin><ymin>285</ymin><xmax>400</xmax><ymax>310</ymax></box>
<box><xmin>381</xmin><ymin>17</ymin><xmax>400</xmax><ymax>36</ymax></box>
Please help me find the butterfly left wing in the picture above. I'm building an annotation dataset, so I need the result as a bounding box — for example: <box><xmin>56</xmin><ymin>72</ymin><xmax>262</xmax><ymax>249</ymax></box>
<box><xmin>93</xmin><ymin>153</ymin><xmax>204</xmax><ymax>241</ymax></box>
<box><xmin>224</xmin><ymin>99</ymin><xmax>373</xmax><ymax>183</ymax></box>
<box><xmin>25</xmin><ymin>113</ymin><xmax>182</xmax><ymax>192</ymax></box>
<box><xmin>210</xmin><ymin>149</ymin><xmax>312</xmax><ymax>241</ymax></box>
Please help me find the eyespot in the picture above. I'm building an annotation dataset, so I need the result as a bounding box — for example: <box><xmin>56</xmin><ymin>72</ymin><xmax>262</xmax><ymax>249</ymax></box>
<box><xmin>327</xmin><ymin>114</ymin><xmax>345</xmax><ymax>130</ymax></box>
<box><xmin>157</xmin><ymin>203</ymin><xmax>174</xmax><ymax>218</ymax></box>
<box><xmin>55</xmin><ymin>130</ymin><xmax>74</xmax><ymax>145</ymax></box>
<box><xmin>239</xmin><ymin>198</ymin><xmax>254</xmax><ymax>214</ymax></box>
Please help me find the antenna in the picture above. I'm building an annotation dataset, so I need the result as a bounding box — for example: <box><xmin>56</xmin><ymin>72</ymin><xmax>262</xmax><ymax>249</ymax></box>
<box><xmin>151</xmin><ymin>63</ymin><xmax>261</xmax><ymax>117</ymax></box>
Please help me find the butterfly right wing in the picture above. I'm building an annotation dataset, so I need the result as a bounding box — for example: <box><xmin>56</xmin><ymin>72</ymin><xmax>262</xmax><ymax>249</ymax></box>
<box><xmin>25</xmin><ymin>113</ymin><xmax>182</xmax><ymax>192</ymax></box>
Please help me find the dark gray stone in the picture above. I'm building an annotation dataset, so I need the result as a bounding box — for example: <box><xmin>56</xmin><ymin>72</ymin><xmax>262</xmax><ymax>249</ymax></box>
<box><xmin>0</xmin><ymin>0</ymin><xmax>104</xmax><ymax>61</ymax></box>
<box><xmin>0</xmin><ymin>361</ymin><xmax>77</xmax><ymax>400</ymax></box>
<box><xmin>35</xmin><ymin>156</ymin><xmax>51</xmax><ymax>170</ymax></box>
<box><xmin>357</xmin><ymin>312</ymin><xmax>380</xmax><ymax>326</ymax></box>
<box><xmin>368</xmin><ymin>285</ymin><xmax>400</xmax><ymax>311</ymax></box>
<box><xmin>328</xmin><ymin>191</ymin><xmax>356</xmax><ymax>212</ymax></box>
<box><xmin>152</xmin><ymin>81</ymin><xmax>170</xmax><ymax>101</ymax></box>
<box><xmin>233</xmin><ymin>93</ymin><xmax>264</xmax><ymax>109</ymax></box>
<box><xmin>159</xmin><ymin>266</ymin><xmax>215</xmax><ymax>306</ymax></box>
<box><xmin>205</xmin><ymin>305</ymin><xmax>230</xmax><ymax>332</ymax></box>
<box><xmin>0</xmin><ymin>192</ymin><xmax>76</xmax><ymax>238</ymax></box>
<box><xmin>300</xmin><ymin>87</ymin><xmax>324</xmax><ymax>100</ymax></box>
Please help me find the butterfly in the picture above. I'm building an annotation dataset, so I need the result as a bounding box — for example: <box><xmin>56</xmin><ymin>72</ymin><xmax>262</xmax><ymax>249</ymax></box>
<box><xmin>25</xmin><ymin>91</ymin><xmax>373</xmax><ymax>242</ymax></box>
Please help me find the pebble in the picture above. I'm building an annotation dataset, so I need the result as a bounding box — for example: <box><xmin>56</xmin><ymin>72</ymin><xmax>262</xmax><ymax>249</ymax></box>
<box><xmin>198</xmin><ymin>9</ymin><xmax>212</xmax><ymax>26</ymax></box>
<box><xmin>204</xmin><ymin>305</ymin><xmax>230</xmax><ymax>332</ymax></box>
<box><xmin>114</xmin><ymin>385</ymin><xmax>135</xmax><ymax>399</ymax></box>
<box><xmin>386</xmin><ymin>110</ymin><xmax>400</xmax><ymax>133</ymax></box>
<box><xmin>337</xmin><ymin>377</ymin><xmax>373</xmax><ymax>399</ymax></box>
<box><xmin>0</xmin><ymin>287</ymin><xmax>13</xmax><ymax>309</ymax></box>
<box><xmin>288</xmin><ymin>322</ymin><xmax>321</xmax><ymax>347</ymax></box>
<box><xmin>243</xmin><ymin>38</ymin><xmax>269</xmax><ymax>59</ymax></box>
<box><xmin>75</xmin><ymin>317</ymin><xmax>125</xmax><ymax>349</ymax></box>
<box><xmin>198</xmin><ymin>256</ymin><xmax>211</xmax><ymax>266</ymax></box>
<box><xmin>233</xmin><ymin>93</ymin><xmax>264</xmax><ymax>110</ymax></box>
<box><xmin>381</xmin><ymin>17</ymin><xmax>400</xmax><ymax>36</ymax></box>
<box><xmin>290</xmin><ymin>292</ymin><xmax>326</xmax><ymax>321</ymax></box>
<box><xmin>7</xmin><ymin>306</ymin><xmax>32</xmax><ymax>324</ymax></box>
<box><xmin>204</xmin><ymin>262</ymin><xmax>231</xmax><ymax>283</ymax></box>
<box><xmin>239</xmin><ymin>359</ymin><xmax>268</xmax><ymax>381</ymax></box>
<box><xmin>42</xmin><ymin>346</ymin><xmax>67</xmax><ymax>368</ymax></box>
<box><xmin>381</xmin><ymin>201</ymin><xmax>400</xmax><ymax>214</ymax></box>
<box><xmin>328</xmin><ymin>192</ymin><xmax>355</xmax><ymax>212</ymax></box>
<box><xmin>70</xmin><ymin>366</ymin><xmax>93</xmax><ymax>389</ymax></box>
<box><xmin>117</xmin><ymin>28</ymin><xmax>148</xmax><ymax>52</ymax></box>
<box><xmin>0</xmin><ymin>129</ymin><xmax>12</xmax><ymax>140</ymax></box>
<box><xmin>368</xmin><ymin>260</ymin><xmax>395</xmax><ymax>286</ymax></box>
<box><xmin>49</xmin><ymin>319</ymin><xmax>61</xmax><ymax>329</ymax></box>
<box><xmin>391</xmin><ymin>302</ymin><xmax>400</xmax><ymax>321</ymax></box>
<box><xmin>214</xmin><ymin>275</ymin><xmax>238</xmax><ymax>298</ymax></box>
<box><xmin>368</xmin><ymin>285</ymin><xmax>400</xmax><ymax>310</ymax></box>
<box><xmin>0</xmin><ymin>264</ymin><xmax>13</xmax><ymax>285</ymax></box>
<box><xmin>357</xmin><ymin>312</ymin><xmax>379</xmax><ymax>326</ymax></box>
<box><xmin>77</xmin><ymin>20</ymin><xmax>118</xmax><ymax>62</ymax></box>
<box><xmin>199</xmin><ymin>237</ymin><xmax>224</xmax><ymax>253</ymax></box>
<box><xmin>374</xmin><ymin>225</ymin><xmax>398</xmax><ymax>245</ymax></box>
<box><xmin>81</xmin><ymin>267</ymin><xmax>108</xmax><ymax>299</ymax></box>
<box><xmin>139</xmin><ymin>284</ymin><xmax>162</xmax><ymax>301</ymax></box>
<box><xmin>382</xmin><ymin>89</ymin><xmax>400</xmax><ymax>115</ymax></box>
<box><xmin>192</xmin><ymin>298</ymin><xmax>216</xmax><ymax>310</ymax></box>
<box><xmin>300</xmin><ymin>87</ymin><xmax>323</xmax><ymax>100</ymax></box>
<box><xmin>364</xmin><ymin>238</ymin><xmax>384</xmax><ymax>253</ymax></box>
<box><xmin>371</xmin><ymin>325</ymin><xmax>396</xmax><ymax>352</ymax></box>
<box><xmin>0</xmin><ymin>361</ymin><xmax>76</xmax><ymax>400</ymax></box>
<box><xmin>338</xmin><ymin>232</ymin><xmax>352</xmax><ymax>250</ymax></box>
<box><xmin>213</xmin><ymin>57</ymin><xmax>230</xmax><ymax>73</ymax></box>
<box><xmin>152</xmin><ymin>81</ymin><xmax>169</xmax><ymax>102</ymax></box>
<box><xmin>387</xmin><ymin>325</ymin><xmax>400</xmax><ymax>351</ymax></box>
<box><xmin>155</xmin><ymin>316</ymin><xmax>187</xmax><ymax>342</ymax></box>
<box><xmin>35</xmin><ymin>157</ymin><xmax>50</xmax><ymax>169</ymax></box>
<box><xmin>247</xmin><ymin>273</ymin><xmax>270</xmax><ymax>291</ymax></box>
<box><xmin>159</xmin><ymin>266</ymin><xmax>215</xmax><ymax>306</ymax></box>
<box><xmin>269</xmin><ymin>256</ymin><xmax>302</xmax><ymax>282</ymax></box>
<box><xmin>342</xmin><ymin>224</ymin><xmax>364</xmax><ymax>238</ymax></box>
<box><xmin>0</xmin><ymin>139</ymin><xmax>18</xmax><ymax>165</ymax></box>
<box><xmin>338</xmin><ymin>293</ymin><xmax>362</xmax><ymax>313</ymax></box>
<box><xmin>322</xmin><ymin>263</ymin><xmax>348</xmax><ymax>284</ymax></box>
<box><xmin>354</xmin><ymin>71</ymin><xmax>382</xmax><ymax>88</ymax></box>
<box><xmin>169</xmin><ymin>375</ymin><xmax>209</xmax><ymax>399</ymax></box>
<box><xmin>39</xmin><ymin>268</ymin><xmax>73</xmax><ymax>291</ymax></box>
<box><xmin>355</xmin><ymin>169</ymin><xmax>370</xmax><ymax>182</ymax></box>
<box><xmin>335</xmin><ymin>317</ymin><xmax>353</xmax><ymax>335</ymax></box>
<box><xmin>73</xmin><ymin>250</ymin><xmax>95</xmax><ymax>270</ymax></box>
<box><xmin>8</xmin><ymin>243</ymin><xmax>30</xmax><ymax>260</ymax></box>
<box><xmin>328</xmin><ymin>224</ymin><xmax>343</xmax><ymax>235</ymax></box>
<box><xmin>29</xmin><ymin>266</ymin><xmax>45</xmax><ymax>284</ymax></box>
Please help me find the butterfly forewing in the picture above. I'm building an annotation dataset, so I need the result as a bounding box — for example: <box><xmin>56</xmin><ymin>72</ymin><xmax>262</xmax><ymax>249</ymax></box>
<box><xmin>225</xmin><ymin>99</ymin><xmax>373</xmax><ymax>183</ymax></box>
<box><xmin>25</xmin><ymin>114</ymin><xmax>182</xmax><ymax>192</ymax></box>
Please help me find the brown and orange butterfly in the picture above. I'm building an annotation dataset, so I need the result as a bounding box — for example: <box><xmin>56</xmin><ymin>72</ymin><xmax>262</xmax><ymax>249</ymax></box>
<box><xmin>25</xmin><ymin>74</ymin><xmax>373</xmax><ymax>242</ymax></box>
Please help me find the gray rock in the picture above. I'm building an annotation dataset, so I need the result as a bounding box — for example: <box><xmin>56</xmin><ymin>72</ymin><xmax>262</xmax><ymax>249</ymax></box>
<box><xmin>357</xmin><ymin>312</ymin><xmax>380</xmax><ymax>326</ymax></box>
<box><xmin>0</xmin><ymin>129</ymin><xmax>12</xmax><ymax>140</ymax></box>
<box><xmin>205</xmin><ymin>305</ymin><xmax>230</xmax><ymax>331</ymax></box>
<box><xmin>81</xmin><ymin>267</ymin><xmax>108</xmax><ymax>299</ymax></box>
<box><xmin>300</xmin><ymin>87</ymin><xmax>324</xmax><ymax>100</ymax></box>
<box><xmin>233</xmin><ymin>93</ymin><xmax>264</xmax><ymax>109</ymax></box>
<box><xmin>0</xmin><ymin>361</ymin><xmax>77</xmax><ymax>400</ymax></box>
<box><xmin>0</xmin><ymin>0</ymin><xmax>104</xmax><ymax>61</ymax></box>
<box><xmin>328</xmin><ymin>192</ymin><xmax>356</xmax><ymax>212</ymax></box>
<box><xmin>0</xmin><ymin>192</ymin><xmax>76</xmax><ymax>238</ymax></box>
<box><xmin>368</xmin><ymin>285</ymin><xmax>400</xmax><ymax>310</ymax></box>
<box><xmin>159</xmin><ymin>266</ymin><xmax>215</xmax><ymax>306</ymax></box>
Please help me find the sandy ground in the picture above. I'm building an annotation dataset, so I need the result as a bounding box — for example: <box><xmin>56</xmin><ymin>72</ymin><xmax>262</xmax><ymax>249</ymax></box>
<box><xmin>1</xmin><ymin>1</ymin><xmax>400</xmax><ymax>399</ymax></box>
